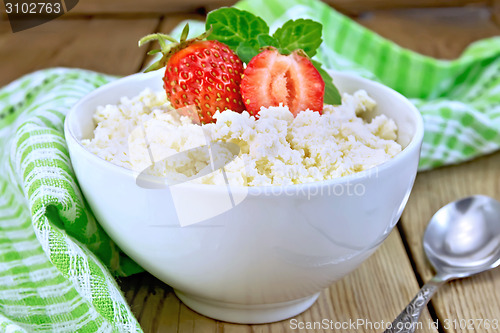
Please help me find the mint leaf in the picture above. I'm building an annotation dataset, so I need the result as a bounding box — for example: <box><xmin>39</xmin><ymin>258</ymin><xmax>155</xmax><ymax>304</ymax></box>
<box><xmin>273</xmin><ymin>19</ymin><xmax>322</xmax><ymax>57</ymax></box>
<box><xmin>312</xmin><ymin>60</ymin><xmax>341</xmax><ymax>105</ymax></box>
<box><xmin>236</xmin><ymin>41</ymin><xmax>259</xmax><ymax>63</ymax></box>
<box><xmin>257</xmin><ymin>34</ymin><xmax>279</xmax><ymax>48</ymax></box>
<box><xmin>235</xmin><ymin>35</ymin><xmax>279</xmax><ymax>63</ymax></box>
<box><xmin>206</xmin><ymin>8</ymin><xmax>269</xmax><ymax>50</ymax></box>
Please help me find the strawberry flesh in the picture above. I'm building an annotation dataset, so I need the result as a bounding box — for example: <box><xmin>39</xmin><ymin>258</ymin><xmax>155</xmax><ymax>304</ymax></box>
<box><xmin>240</xmin><ymin>48</ymin><xmax>324</xmax><ymax>117</ymax></box>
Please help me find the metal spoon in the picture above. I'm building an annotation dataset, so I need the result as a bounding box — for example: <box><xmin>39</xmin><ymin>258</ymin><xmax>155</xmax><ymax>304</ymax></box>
<box><xmin>384</xmin><ymin>195</ymin><xmax>500</xmax><ymax>333</ymax></box>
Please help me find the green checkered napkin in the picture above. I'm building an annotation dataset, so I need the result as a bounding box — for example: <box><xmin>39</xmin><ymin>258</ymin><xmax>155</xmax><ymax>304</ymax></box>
<box><xmin>0</xmin><ymin>69</ymin><xmax>143</xmax><ymax>332</ymax></box>
<box><xmin>0</xmin><ymin>0</ymin><xmax>499</xmax><ymax>331</ymax></box>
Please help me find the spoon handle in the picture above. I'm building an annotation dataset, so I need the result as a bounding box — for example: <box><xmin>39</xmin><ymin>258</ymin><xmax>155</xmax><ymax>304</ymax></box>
<box><xmin>383</xmin><ymin>277</ymin><xmax>444</xmax><ymax>333</ymax></box>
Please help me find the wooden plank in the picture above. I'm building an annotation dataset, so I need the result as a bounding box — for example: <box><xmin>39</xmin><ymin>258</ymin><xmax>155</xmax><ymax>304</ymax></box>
<box><xmin>355</xmin><ymin>6</ymin><xmax>500</xmax><ymax>59</ymax></box>
<box><xmin>44</xmin><ymin>18</ymin><xmax>160</xmax><ymax>75</ymax></box>
<box><xmin>0</xmin><ymin>18</ymin><xmax>11</xmax><ymax>33</ymax></box>
<box><xmin>493</xmin><ymin>0</ymin><xmax>500</xmax><ymax>26</ymax></box>
<box><xmin>0</xmin><ymin>19</ymin><xmax>85</xmax><ymax>87</ymax></box>
<box><xmin>400</xmin><ymin>152</ymin><xmax>500</xmax><ymax>333</ymax></box>
<box><xmin>53</xmin><ymin>0</ymin><xmax>490</xmax><ymax>16</ymax></box>
<box><xmin>315</xmin><ymin>231</ymin><xmax>437</xmax><ymax>333</ymax></box>
<box><xmin>0</xmin><ymin>17</ymin><xmax>159</xmax><ymax>87</ymax></box>
<box><xmin>156</xmin><ymin>13</ymin><xmax>205</xmax><ymax>34</ymax></box>
<box><xmin>120</xmin><ymin>231</ymin><xmax>438</xmax><ymax>333</ymax></box>
<box><xmin>65</xmin><ymin>0</ymin><xmax>236</xmax><ymax>15</ymax></box>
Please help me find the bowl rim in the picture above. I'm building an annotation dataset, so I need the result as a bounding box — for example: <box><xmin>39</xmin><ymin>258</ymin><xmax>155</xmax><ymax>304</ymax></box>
<box><xmin>64</xmin><ymin>70</ymin><xmax>424</xmax><ymax>195</ymax></box>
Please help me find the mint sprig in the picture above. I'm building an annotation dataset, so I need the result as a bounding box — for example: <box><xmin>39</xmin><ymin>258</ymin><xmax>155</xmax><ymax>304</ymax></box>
<box><xmin>206</xmin><ymin>7</ymin><xmax>341</xmax><ymax>105</ymax></box>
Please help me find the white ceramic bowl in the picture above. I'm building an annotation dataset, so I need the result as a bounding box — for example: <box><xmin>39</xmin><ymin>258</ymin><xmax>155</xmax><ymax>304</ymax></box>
<box><xmin>64</xmin><ymin>70</ymin><xmax>424</xmax><ymax>324</ymax></box>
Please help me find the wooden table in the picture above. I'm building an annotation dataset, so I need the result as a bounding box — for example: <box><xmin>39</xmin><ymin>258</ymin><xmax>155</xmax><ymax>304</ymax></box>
<box><xmin>2</xmin><ymin>1</ymin><xmax>499</xmax><ymax>332</ymax></box>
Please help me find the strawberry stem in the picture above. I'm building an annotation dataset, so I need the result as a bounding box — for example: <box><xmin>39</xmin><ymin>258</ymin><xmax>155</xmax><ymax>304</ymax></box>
<box><xmin>138</xmin><ymin>24</ymin><xmax>214</xmax><ymax>73</ymax></box>
<box><xmin>138</xmin><ymin>33</ymin><xmax>178</xmax><ymax>50</ymax></box>
<box><xmin>147</xmin><ymin>49</ymin><xmax>161</xmax><ymax>55</ymax></box>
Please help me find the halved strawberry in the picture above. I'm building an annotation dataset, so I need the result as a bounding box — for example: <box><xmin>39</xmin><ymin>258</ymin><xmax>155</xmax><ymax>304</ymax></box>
<box><xmin>139</xmin><ymin>25</ymin><xmax>245</xmax><ymax>124</ymax></box>
<box><xmin>240</xmin><ymin>48</ymin><xmax>324</xmax><ymax>117</ymax></box>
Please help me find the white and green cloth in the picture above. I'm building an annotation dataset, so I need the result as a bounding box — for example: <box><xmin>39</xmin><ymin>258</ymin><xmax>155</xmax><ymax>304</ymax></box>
<box><xmin>1</xmin><ymin>0</ymin><xmax>499</xmax><ymax>331</ymax></box>
<box><xmin>0</xmin><ymin>69</ymin><xmax>143</xmax><ymax>332</ymax></box>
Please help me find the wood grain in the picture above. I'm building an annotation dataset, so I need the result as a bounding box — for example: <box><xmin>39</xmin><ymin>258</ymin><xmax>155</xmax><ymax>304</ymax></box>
<box><xmin>65</xmin><ymin>0</ymin><xmax>236</xmax><ymax>15</ymax></box>
<box><xmin>120</xmin><ymin>231</ymin><xmax>438</xmax><ymax>333</ymax></box>
<box><xmin>156</xmin><ymin>14</ymin><xmax>205</xmax><ymax>35</ymax></box>
<box><xmin>400</xmin><ymin>152</ymin><xmax>500</xmax><ymax>333</ymax></box>
<box><xmin>0</xmin><ymin>18</ymin><xmax>159</xmax><ymax>87</ymax></box>
<box><xmin>493</xmin><ymin>0</ymin><xmax>500</xmax><ymax>26</ymax></box>
<box><xmin>57</xmin><ymin>0</ymin><xmax>490</xmax><ymax>16</ymax></box>
<box><xmin>355</xmin><ymin>6</ymin><xmax>500</xmax><ymax>59</ymax></box>
<box><xmin>0</xmin><ymin>19</ymin><xmax>81</xmax><ymax>86</ymax></box>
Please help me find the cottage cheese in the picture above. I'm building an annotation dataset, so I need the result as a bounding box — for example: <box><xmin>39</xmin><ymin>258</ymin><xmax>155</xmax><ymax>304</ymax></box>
<box><xmin>82</xmin><ymin>88</ymin><xmax>401</xmax><ymax>186</ymax></box>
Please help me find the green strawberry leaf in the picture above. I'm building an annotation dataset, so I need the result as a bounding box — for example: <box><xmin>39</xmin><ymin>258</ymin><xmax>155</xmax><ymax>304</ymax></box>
<box><xmin>273</xmin><ymin>19</ymin><xmax>322</xmax><ymax>57</ymax></box>
<box><xmin>312</xmin><ymin>60</ymin><xmax>341</xmax><ymax>105</ymax></box>
<box><xmin>206</xmin><ymin>8</ymin><xmax>269</xmax><ymax>50</ymax></box>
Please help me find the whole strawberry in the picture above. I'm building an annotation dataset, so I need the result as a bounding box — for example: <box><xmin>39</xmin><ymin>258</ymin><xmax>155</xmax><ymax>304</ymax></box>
<box><xmin>139</xmin><ymin>25</ymin><xmax>245</xmax><ymax>124</ymax></box>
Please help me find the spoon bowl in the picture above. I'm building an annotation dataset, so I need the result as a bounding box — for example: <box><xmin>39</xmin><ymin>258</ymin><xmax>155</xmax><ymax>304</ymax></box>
<box><xmin>385</xmin><ymin>195</ymin><xmax>500</xmax><ymax>333</ymax></box>
<box><xmin>424</xmin><ymin>195</ymin><xmax>500</xmax><ymax>279</ymax></box>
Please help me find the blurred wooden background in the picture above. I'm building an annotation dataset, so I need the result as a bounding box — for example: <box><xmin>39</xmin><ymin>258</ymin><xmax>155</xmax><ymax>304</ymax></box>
<box><xmin>7</xmin><ymin>0</ymin><xmax>494</xmax><ymax>15</ymax></box>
